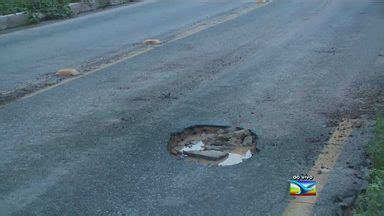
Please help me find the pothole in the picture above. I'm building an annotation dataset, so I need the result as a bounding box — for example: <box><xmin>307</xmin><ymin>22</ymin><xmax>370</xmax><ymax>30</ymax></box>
<box><xmin>168</xmin><ymin>125</ymin><xmax>257</xmax><ymax>166</ymax></box>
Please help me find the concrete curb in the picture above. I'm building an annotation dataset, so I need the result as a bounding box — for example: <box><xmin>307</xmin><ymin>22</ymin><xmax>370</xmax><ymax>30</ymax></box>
<box><xmin>0</xmin><ymin>13</ymin><xmax>28</xmax><ymax>31</ymax></box>
<box><xmin>0</xmin><ymin>0</ymin><xmax>133</xmax><ymax>31</ymax></box>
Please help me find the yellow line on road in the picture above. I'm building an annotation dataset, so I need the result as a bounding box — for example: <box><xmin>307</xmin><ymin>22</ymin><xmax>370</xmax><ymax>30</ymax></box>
<box><xmin>1</xmin><ymin>1</ymin><xmax>271</xmax><ymax>108</ymax></box>
<box><xmin>284</xmin><ymin>118</ymin><xmax>357</xmax><ymax>216</ymax></box>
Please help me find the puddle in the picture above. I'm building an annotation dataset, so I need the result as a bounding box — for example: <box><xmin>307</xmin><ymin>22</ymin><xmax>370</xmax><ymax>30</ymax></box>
<box><xmin>219</xmin><ymin>151</ymin><xmax>252</xmax><ymax>166</ymax></box>
<box><xmin>181</xmin><ymin>141</ymin><xmax>204</xmax><ymax>152</ymax></box>
<box><xmin>168</xmin><ymin>125</ymin><xmax>257</xmax><ymax>166</ymax></box>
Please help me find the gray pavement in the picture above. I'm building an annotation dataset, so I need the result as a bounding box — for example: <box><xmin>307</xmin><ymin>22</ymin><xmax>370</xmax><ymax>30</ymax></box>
<box><xmin>1</xmin><ymin>0</ymin><xmax>384</xmax><ymax>215</ymax></box>
<box><xmin>0</xmin><ymin>0</ymin><xmax>252</xmax><ymax>93</ymax></box>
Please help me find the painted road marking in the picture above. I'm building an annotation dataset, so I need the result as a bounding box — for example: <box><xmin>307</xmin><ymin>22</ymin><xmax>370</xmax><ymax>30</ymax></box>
<box><xmin>284</xmin><ymin>118</ymin><xmax>357</xmax><ymax>216</ymax></box>
<box><xmin>0</xmin><ymin>1</ymin><xmax>271</xmax><ymax>108</ymax></box>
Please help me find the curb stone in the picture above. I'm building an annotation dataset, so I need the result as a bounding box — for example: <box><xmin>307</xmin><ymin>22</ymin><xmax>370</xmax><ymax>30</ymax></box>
<box><xmin>0</xmin><ymin>15</ymin><xmax>6</xmax><ymax>30</ymax></box>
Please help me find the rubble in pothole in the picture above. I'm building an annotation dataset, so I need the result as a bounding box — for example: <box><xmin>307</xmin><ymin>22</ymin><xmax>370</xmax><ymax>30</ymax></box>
<box><xmin>168</xmin><ymin>125</ymin><xmax>257</xmax><ymax>166</ymax></box>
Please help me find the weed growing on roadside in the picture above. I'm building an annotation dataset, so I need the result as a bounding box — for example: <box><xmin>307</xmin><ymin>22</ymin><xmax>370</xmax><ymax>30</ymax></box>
<box><xmin>355</xmin><ymin>114</ymin><xmax>384</xmax><ymax>215</ymax></box>
<box><xmin>0</xmin><ymin>0</ymin><xmax>75</xmax><ymax>23</ymax></box>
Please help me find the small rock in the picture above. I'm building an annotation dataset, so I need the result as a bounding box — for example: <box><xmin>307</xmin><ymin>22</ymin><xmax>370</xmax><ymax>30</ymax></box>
<box><xmin>224</xmin><ymin>127</ymin><xmax>237</xmax><ymax>133</ymax></box>
<box><xmin>170</xmin><ymin>149</ymin><xmax>179</xmax><ymax>155</ymax></box>
<box><xmin>211</xmin><ymin>141</ymin><xmax>225</xmax><ymax>146</ymax></box>
<box><xmin>233</xmin><ymin>129</ymin><xmax>251</xmax><ymax>139</ymax></box>
<box><xmin>320</xmin><ymin>167</ymin><xmax>331</xmax><ymax>174</ymax></box>
<box><xmin>203</xmin><ymin>138</ymin><xmax>215</xmax><ymax>145</ymax></box>
<box><xmin>204</xmin><ymin>145</ymin><xmax>231</xmax><ymax>151</ymax></box>
<box><xmin>217</xmin><ymin>129</ymin><xmax>225</xmax><ymax>134</ymax></box>
<box><xmin>229</xmin><ymin>137</ymin><xmax>241</xmax><ymax>145</ymax></box>
<box><xmin>144</xmin><ymin>39</ymin><xmax>161</xmax><ymax>45</ymax></box>
<box><xmin>174</xmin><ymin>146</ymin><xmax>184</xmax><ymax>154</ymax></box>
<box><xmin>242</xmin><ymin>136</ymin><xmax>253</xmax><ymax>146</ymax></box>
<box><xmin>56</xmin><ymin>68</ymin><xmax>80</xmax><ymax>77</ymax></box>
<box><xmin>217</xmin><ymin>134</ymin><xmax>231</xmax><ymax>141</ymax></box>
<box><xmin>183</xmin><ymin>150</ymin><xmax>228</xmax><ymax>161</ymax></box>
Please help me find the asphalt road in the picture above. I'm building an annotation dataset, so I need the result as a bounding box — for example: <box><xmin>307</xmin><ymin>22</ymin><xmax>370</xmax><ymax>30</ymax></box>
<box><xmin>0</xmin><ymin>0</ymin><xmax>251</xmax><ymax>93</ymax></box>
<box><xmin>1</xmin><ymin>0</ymin><xmax>384</xmax><ymax>215</ymax></box>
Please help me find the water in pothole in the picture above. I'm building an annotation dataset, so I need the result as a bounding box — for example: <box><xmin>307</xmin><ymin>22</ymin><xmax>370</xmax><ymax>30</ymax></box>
<box><xmin>168</xmin><ymin>125</ymin><xmax>257</xmax><ymax>166</ymax></box>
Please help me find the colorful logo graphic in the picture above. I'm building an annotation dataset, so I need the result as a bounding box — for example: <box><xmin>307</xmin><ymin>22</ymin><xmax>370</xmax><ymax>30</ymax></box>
<box><xmin>289</xmin><ymin>180</ymin><xmax>317</xmax><ymax>196</ymax></box>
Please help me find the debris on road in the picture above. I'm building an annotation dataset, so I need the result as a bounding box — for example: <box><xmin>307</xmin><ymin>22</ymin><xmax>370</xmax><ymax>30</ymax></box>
<box><xmin>56</xmin><ymin>68</ymin><xmax>80</xmax><ymax>77</ymax></box>
<box><xmin>184</xmin><ymin>150</ymin><xmax>228</xmax><ymax>161</ymax></box>
<box><xmin>168</xmin><ymin>125</ymin><xmax>257</xmax><ymax>166</ymax></box>
<box><xmin>144</xmin><ymin>39</ymin><xmax>161</xmax><ymax>45</ymax></box>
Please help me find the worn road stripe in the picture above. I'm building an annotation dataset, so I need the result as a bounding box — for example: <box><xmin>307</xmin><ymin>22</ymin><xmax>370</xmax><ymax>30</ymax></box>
<box><xmin>0</xmin><ymin>1</ymin><xmax>271</xmax><ymax>109</ymax></box>
<box><xmin>283</xmin><ymin>118</ymin><xmax>356</xmax><ymax>216</ymax></box>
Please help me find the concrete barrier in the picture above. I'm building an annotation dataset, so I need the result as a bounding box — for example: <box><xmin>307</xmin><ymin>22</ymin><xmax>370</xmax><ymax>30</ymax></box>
<box><xmin>0</xmin><ymin>15</ymin><xmax>7</xmax><ymax>30</ymax></box>
<box><xmin>110</xmin><ymin>0</ymin><xmax>128</xmax><ymax>5</ymax></box>
<box><xmin>256</xmin><ymin>0</ymin><xmax>267</xmax><ymax>3</ymax></box>
<box><xmin>0</xmin><ymin>13</ymin><xmax>28</xmax><ymax>30</ymax></box>
<box><xmin>69</xmin><ymin>3</ymin><xmax>83</xmax><ymax>15</ymax></box>
<box><xmin>7</xmin><ymin>13</ymin><xmax>28</xmax><ymax>29</ymax></box>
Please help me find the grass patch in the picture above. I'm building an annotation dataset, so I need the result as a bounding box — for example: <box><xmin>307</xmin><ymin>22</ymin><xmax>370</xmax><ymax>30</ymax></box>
<box><xmin>355</xmin><ymin>114</ymin><xmax>384</xmax><ymax>215</ymax></box>
<box><xmin>0</xmin><ymin>0</ymin><xmax>26</xmax><ymax>15</ymax></box>
<box><xmin>0</xmin><ymin>0</ymin><xmax>79</xmax><ymax>22</ymax></box>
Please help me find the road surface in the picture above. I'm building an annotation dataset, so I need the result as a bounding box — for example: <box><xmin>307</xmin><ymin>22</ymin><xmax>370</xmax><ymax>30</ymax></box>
<box><xmin>1</xmin><ymin>0</ymin><xmax>384</xmax><ymax>215</ymax></box>
<box><xmin>0</xmin><ymin>0</ymin><xmax>251</xmax><ymax>93</ymax></box>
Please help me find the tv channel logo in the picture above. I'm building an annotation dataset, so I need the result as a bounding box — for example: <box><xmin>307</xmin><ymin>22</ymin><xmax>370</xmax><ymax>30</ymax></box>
<box><xmin>289</xmin><ymin>179</ymin><xmax>317</xmax><ymax>196</ymax></box>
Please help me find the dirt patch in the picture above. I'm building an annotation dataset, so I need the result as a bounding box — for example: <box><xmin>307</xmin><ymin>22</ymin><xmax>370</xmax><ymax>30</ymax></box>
<box><xmin>0</xmin><ymin>73</ymin><xmax>63</xmax><ymax>106</ymax></box>
<box><xmin>0</xmin><ymin>43</ymin><xmax>149</xmax><ymax>107</ymax></box>
<box><xmin>322</xmin><ymin>74</ymin><xmax>384</xmax><ymax>128</ymax></box>
<box><xmin>318</xmin><ymin>75</ymin><xmax>384</xmax><ymax>214</ymax></box>
<box><xmin>168</xmin><ymin>125</ymin><xmax>257</xmax><ymax>166</ymax></box>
